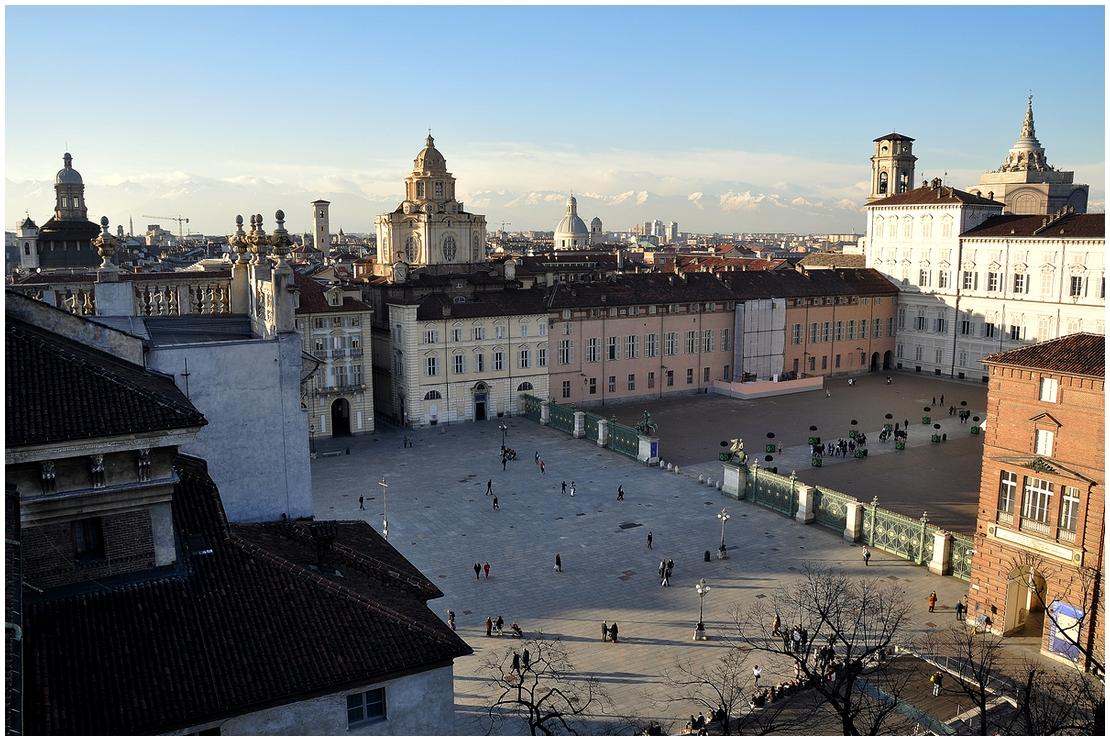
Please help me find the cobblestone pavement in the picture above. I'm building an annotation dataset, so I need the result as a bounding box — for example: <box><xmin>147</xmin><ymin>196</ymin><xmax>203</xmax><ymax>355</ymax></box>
<box><xmin>313</xmin><ymin>417</ymin><xmax>976</xmax><ymax>733</ymax></box>
<box><xmin>605</xmin><ymin>373</ymin><xmax>988</xmax><ymax>533</ymax></box>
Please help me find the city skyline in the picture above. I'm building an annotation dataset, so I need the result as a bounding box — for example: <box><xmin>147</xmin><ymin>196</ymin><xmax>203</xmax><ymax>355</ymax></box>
<box><xmin>5</xmin><ymin>4</ymin><xmax>1105</xmax><ymax>236</ymax></box>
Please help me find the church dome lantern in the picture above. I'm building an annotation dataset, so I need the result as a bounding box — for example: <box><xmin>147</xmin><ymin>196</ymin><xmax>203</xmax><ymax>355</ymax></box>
<box><xmin>55</xmin><ymin>152</ymin><xmax>84</xmax><ymax>185</ymax></box>
<box><xmin>413</xmin><ymin>134</ymin><xmax>448</xmax><ymax>174</ymax></box>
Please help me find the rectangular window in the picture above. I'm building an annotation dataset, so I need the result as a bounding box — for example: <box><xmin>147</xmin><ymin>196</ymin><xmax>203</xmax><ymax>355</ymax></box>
<box><xmin>914</xmin><ymin>345</ymin><xmax>923</xmax><ymax>361</ymax></box>
<box><xmin>422</xmin><ymin>329</ymin><xmax>437</xmax><ymax>344</ymax></box>
<box><xmin>646</xmin><ymin>333</ymin><xmax>659</xmax><ymax>357</ymax></box>
<box><xmin>874</xmin><ymin>319</ymin><xmax>882</xmax><ymax>338</ymax></box>
<box><xmin>74</xmin><ymin>517</ymin><xmax>105</xmax><ymax>560</ymax></box>
<box><xmin>962</xmin><ymin>271</ymin><xmax>977</xmax><ymax>290</ymax></box>
<box><xmin>1035</xmin><ymin>429</ymin><xmax>1054</xmax><ymax>456</ymax></box>
<box><xmin>721</xmin><ymin>329</ymin><xmax>731</xmax><ymax>352</ymax></box>
<box><xmin>983</xmin><ymin>322</ymin><xmax>996</xmax><ymax>338</ymax></box>
<box><xmin>495</xmin><ymin>325</ymin><xmax>505</xmax><ymax>339</ymax></box>
<box><xmin>1059</xmin><ymin>487</ymin><xmax>1080</xmax><ymax>532</ymax></box>
<box><xmin>1069</xmin><ymin>275</ymin><xmax>1085</xmax><ymax>297</ymax></box>
<box><xmin>1013</xmin><ymin>273</ymin><xmax>1027</xmax><ymax>294</ymax></box>
<box><xmin>608</xmin><ymin>376</ymin><xmax>616</xmax><ymax>393</ymax></box>
<box><xmin>539</xmin><ymin>322</ymin><xmax>548</xmax><ymax>336</ymax></box>
<box><xmin>1022</xmin><ymin>477</ymin><xmax>1054</xmax><ymax>523</ymax></box>
<box><xmin>454</xmin><ymin>355</ymin><xmax>465</xmax><ymax>374</ymax></box>
<box><xmin>822</xmin><ymin>322</ymin><xmax>831</xmax><ymax>343</ymax></box>
<box><xmin>860</xmin><ymin>319</ymin><xmax>869</xmax><ymax>338</ymax></box>
<box><xmin>1009</xmin><ymin>324</ymin><xmax>1023</xmax><ymax>341</ymax></box>
<box><xmin>914</xmin><ymin>313</ymin><xmax>926</xmax><ymax>331</ymax></box>
<box><xmin>562</xmin><ymin>322</ymin><xmax>572</xmax><ymax>336</ymax></box>
<box><xmin>666</xmin><ymin>370</ymin><xmax>674</xmax><ymax>387</ymax></box>
<box><xmin>608</xmin><ymin>336</ymin><xmax>619</xmax><ymax>360</ymax></box>
<box><xmin>702</xmin><ymin>330</ymin><xmax>713</xmax><ymax>352</ymax></box>
<box><xmin>562</xmin><ymin>380</ymin><xmax>571</xmax><ymax>399</ymax></box>
<box><xmin>919</xmin><ymin>269</ymin><xmax>931</xmax><ymax>287</ymax></box>
<box><xmin>685</xmin><ymin>331</ymin><xmax>697</xmax><ymax>354</ymax></box>
<box><xmin>810</xmin><ymin>323</ymin><xmax>819</xmax><ymax>343</ymax></box>
<box><xmin>938</xmin><ymin>271</ymin><xmax>949</xmax><ymax>289</ymax></box>
<box><xmin>538</xmin><ymin>347</ymin><xmax>547</xmax><ymax>367</ymax></box>
<box><xmin>314</xmin><ymin>318</ymin><xmax>325</xmax><ymax>329</ymax></box>
<box><xmin>558</xmin><ymin>340</ymin><xmax>572</xmax><ymax>365</ymax></box>
<box><xmin>935</xmin><ymin>316</ymin><xmax>947</xmax><ymax>334</ymax></box>
<box><xmin>702</xmin><ymin>366</ymin><xmax>710</xmax><ymax>382</ymax></box>
<box><xmin>494</xmin><ymin>351</ymin><xmax>504</xmax><ymax>371</ymax></box>
<box><xmin>897</xmin><ymin>308</ymin><xmax>906</xmax><ymax>330</ymax></box>
<box><xmin>648</xmin><ymin>371</ymin><xmax>655</xmax><ymax>389</ymax></box>
<box><xmin>821</xmin><ymin>355</ymin><xmax>828</xmax><ymax>370</ymax></box>
<box><xmin>896</xmin><ymin>343</ymin><xmax>904</xmax><ymax>359</ymax></box>
<box><xmin>935</xmin><ymin>348</ymin><xmax>943</xmax><ymax>364</ymax></box>
<box><xmin>589</xmin><ymin>377</ymin><xmax>597</xmax><ymax>394</ymax></box>
<box><xmin>335</xmin><ymin>365</ymin><xmax>348</xmax><ymax>387</ymax></box>
<box><xmin>1039</xmin><ymin>377</ymin><xmax>1058</xmax><ymax>403</ymax></box>
<box><xmin>473</xmin><ymin>326</ymin><xmax>485</xmax><ymax>341</ymax></box>
<box><xmin>475</xmin><ymin>353</ymin><xmax>485</xmax><ymax>372</ymax></box>
<box><xmin>347</xmin><ymin>688</ymin><xmax>386</xmax><ymax>728</ymax></box>
<box><xmin>958</xmin><ymin>350</ymin><xmax>967</xmax><ymax>367</ymax></box>
<box><xmin>847</xmin><ymin>320</ymin><xmax>855</xmax><ymax>340</ymax></box>
<box><xmin>960</xmin><ymin>319</ymin><xmax>972</xmax><ymax>336</ymax></box>
<box><xmin>665</xmin><ymin>332</ymin><xmax>678</xmax><ymax>356</ymax></box>
<box><xmin>988</xmin><ymin>272</ymin><xmax>1000</xmax><ymax>292</ymax></box>
<box><xmin>627</xmin><ymin>335</ymin><xmax>639</xmax><ymax>359</ymax></box>
<box><xmin>519</xmin><ymin>348</ymin><xmax>530</xmax><ymax>368</ymax></box>
<box><xmin>835</xmin><ymin>354</ymin><xmax>841</xmax><ymax>369</ymax></box>
<box><xmin>686</xmin><ymin>368</ymin><xmax>694</xmax><ymax>384</ymax></box>
<box><xmin>519</xmin><ymin>323</ymin><xmax>529</xmax><ymax>338</ymax></box>
<box><xmin>451</xmin><ymin>327</ymin><xmax>463</xmax><ymax>343</ymax></box>
<box><xmin>835</xmin><ymin>321</ymin><xmax>844</xmax><ymax>341</ymax></box>
<box><xmin>627</xmin><ymin>373</ymin><xmax>635</xmax><ymax>391</ymax></box>
<box><xmin>587</xmin><ymin>337</ymin><xmax>599</xmax><ymax>363</ymax></box>
<box><xmin>998</xmin><ymin>471</ymin><xmax>1018</xmax><ymax>513</ymax></box>
<box><xmin>792</xmin><ymin>323</ymin><xmax>802</xmax><ymax>344</ymax></box>
<box><xmin>887</xmin><ymin>317</ymin><xmax>894</xmax><ymax>336</ymax></box>
<box><xmin>426</xmin><ymin>356</ymin><xmax>438</xmax><ymax>376</ymax></box>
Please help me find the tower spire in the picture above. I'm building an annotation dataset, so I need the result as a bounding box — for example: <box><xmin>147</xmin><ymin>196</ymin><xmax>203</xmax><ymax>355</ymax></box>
<box><xmin>1020</xmin><ymin>94</ymin><xmax>1036</xmax><ymax>140</ymax></box>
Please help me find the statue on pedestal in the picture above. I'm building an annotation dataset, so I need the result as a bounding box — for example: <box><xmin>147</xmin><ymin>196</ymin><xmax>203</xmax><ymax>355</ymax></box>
<box><xmin>635</xmin><ymin>411</ymin><xmax>658</xmax><ymax>436</ymax></box>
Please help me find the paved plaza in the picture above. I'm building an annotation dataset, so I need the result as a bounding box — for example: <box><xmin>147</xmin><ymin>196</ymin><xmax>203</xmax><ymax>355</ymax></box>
<box><xmin>313</xmin><ymin>411</ymin><xmax>976</xmax><ymax>733</ymax></box>
<box><xmin>605</xmin><ymin>373</ymin><xmax>988</xmax><ymax>533</ymax></box>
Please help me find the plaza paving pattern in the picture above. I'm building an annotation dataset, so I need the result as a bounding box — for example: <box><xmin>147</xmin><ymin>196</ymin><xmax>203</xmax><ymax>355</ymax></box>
<box><xmin>605</xmin><ymin>374</ymin><xmax>987</xmax><ymax>534</ymax></box>
<box><xmin>313</xmin><ymin>408</ymin><xmax>977</xmax><ymax>734</ymax></box>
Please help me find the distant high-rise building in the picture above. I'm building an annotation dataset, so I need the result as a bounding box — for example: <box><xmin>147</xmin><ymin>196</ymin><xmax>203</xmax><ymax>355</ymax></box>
<box><xmin>668</xmin><ymin>221</ymin><xmax>679</xmax><ymax>243</ymax></box>
<box><xmin>652</xmin><ymin>219</ymin><xmax>665</xmax><ymax>239</ymax></box>
<box><xmin>868</xmin><ymin>133</ymin><xmax>916</xmax><ymax>202</ymax></box>
<box><xmin>311</xmin><ymin>199</ymin><xmax>330</xmax><ymax>253</ymax></box>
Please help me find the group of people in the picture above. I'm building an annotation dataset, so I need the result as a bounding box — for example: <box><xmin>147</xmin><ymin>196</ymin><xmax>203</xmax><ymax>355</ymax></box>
<box><xmin>601</xmin><ymin>621</ymin><xmax>620</xmax><ymax>643</ymax></box>
<box><xmin>823</xmin><ymin>436</ymin><xmax>865</xmax><ymax>457</ymax></box>
<box><xmin>560</xmin><ymin>480</ymin><xmax>577</xmax><ymax>497</ymax></box>
<box><xmin>658</xmin><ymin>558</ymin><xmax>675</xmax><ymax>587</ymax></box>
<box><xmin>681</xmin><ymin>707</ymin><xmax>728</xmax><ymax>734</ymax></box>
<box><xmin>483</xmin><ymin>615</ymin><xmax>524</xmax><ymax>638</ymax></box>
<box><xmin>473</xmin><ymin>561</ymin><xmax>491</xmax><ymax>579</ymax></box>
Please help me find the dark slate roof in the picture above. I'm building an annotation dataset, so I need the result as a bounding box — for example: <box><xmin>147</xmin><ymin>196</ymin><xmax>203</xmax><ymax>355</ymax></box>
<box><xmin>411</xmin><ymin>288</ymin><xmax>549</xmax><ymax>320</ymax></box>
<box><xmin>869</xmin><ymin>184</ymin><xmax>1002</xmax><ymax>208</ymax></box>
<box><xmin>873</xmin><ymin>132</ymin><xmax>915</xmax><ymax>142</ymax></box>
<box><xmin>960</xmin><ymin>213</ymin><xmax>1105</xmax><ymax>239</ymax></box>
<box><xmin>982</xmin><ymin>333</ymin><xmax>1104</xmax><ymax>378</ymax></box>
<box><xmin>797</xmin><ymin>252</ymin><xmax>866</xmax><ymax>268</ymax></box>
<box><xmin>718</xmin><ymin>268</ymin><xmax>899</xmax><ymax>299</ymax></box>
<box><xmin>294</xmin><ymin>273</ymin><xmax>372</xmax><ymax>315</ymax></box>
<box><xmin>37</xmin><ymin>217</ymin><xmax>100</xmax><ymax>243</ymax></box>
<box><xmin>23</xmin><ymin>455</ymin><xmax>472</xmax><ymax>735</ymax></box>
<box><xmin>545</xmin><ymin>272</ymin><xmax>735</xmax><ymax>309</ymax></box>
<box><xmin>5</xmin><ymin>318</ymin><xmax>207</xmax><ymax>447</ymax></box>
<box><xmin>5</xmin><ymin>485</ymin><xmax>22</xmax><ymax>736</ymax></box>
<box><xmin>14</xmin><ymin>270</ymin><xmax>232</xmax><ymax>286</ymax></box>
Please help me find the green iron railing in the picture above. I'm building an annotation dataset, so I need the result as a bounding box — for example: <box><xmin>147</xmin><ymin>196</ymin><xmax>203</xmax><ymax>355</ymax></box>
<box><xmin>521</xmin><ymin>394</ymin><xmax>542</xmax><ymax>422</ymax></box>
<box><xmin>608</xmin><ymin>420</ymin><xmax>640</xmax><ymax>459</ymax></box>
<box><xmin>863</xmin><ymin>501</ymin><xmax>932</xmax><ymax>564</ymax></box>
<box><xmin>549</xmin><ymin>403</ymin><xmax>576</xmax><ymax>434</ymax></box>
<box><xmin>747</xmin><ymin>467</ymin><xmax>798</xmax><ymax>518</ymax></box>
<box><xmin>583</xmin><ymin>412</ymin><xmax>602</xmax><ymax>442</ymax></box>
<box><xmin>814</xmin><ymin>486</ymin><xmax>853</xmax><ymax>533</ymax></box>
<box><xmin>949</xmin><ymin>532</ymin><xmax>973</xmax><ymax>581</ymax></box>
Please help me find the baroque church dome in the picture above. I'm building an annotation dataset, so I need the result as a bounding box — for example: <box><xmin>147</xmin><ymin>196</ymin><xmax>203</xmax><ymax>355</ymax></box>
<box><xmin>554</xmin><ymin>195</ymin><xmax>589</xmax><ymax>249</ymax></box>
<box><xmin>55</xmin><ymin>152</ymin><xmax>83</xmax><ymax>185</ymax></box>
<box><xmin>413</xmin><ymin>134</ymin><xmax>447</xmax><ymax>173</ymax></box>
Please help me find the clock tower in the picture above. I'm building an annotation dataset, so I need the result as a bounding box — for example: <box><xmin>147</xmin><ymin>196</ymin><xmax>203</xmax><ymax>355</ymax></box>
<box><xmin>869</xmin><ymin>133</ymin><xmax>917</xmax><ymax>202</ymax></box>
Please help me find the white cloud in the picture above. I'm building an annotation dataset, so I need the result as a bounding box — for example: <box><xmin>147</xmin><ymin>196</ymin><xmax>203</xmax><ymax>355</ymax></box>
<box><xmin>687</xmin><ymin>192</ymin><xmax>704</xmax><ymax>210</ymax></box>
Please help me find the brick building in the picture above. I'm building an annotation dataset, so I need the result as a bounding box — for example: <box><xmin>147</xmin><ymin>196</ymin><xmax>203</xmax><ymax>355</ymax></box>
<box><xmin>967</xmin><ymin>333</ymin><xmax>1104</xmax><ymax>671</ymax></box>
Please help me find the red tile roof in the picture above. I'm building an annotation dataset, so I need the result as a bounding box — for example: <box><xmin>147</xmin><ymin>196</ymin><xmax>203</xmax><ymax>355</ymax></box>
<box><xmin>868</xmin><ymin>184</ymin><xmax>1002</xmax><ymax>208</ymax></box>
<box><xmin>961</xmin><ymin>213</ymin><xmax>1104</xmax><ymax>239</ymax></box>
<box><xmin>294</xmin><ymin>273</ymin><xmax>371</xmax><ymax>315</ymax></box>
<box><xmin>798</xmin><ymin>252</ymin><xmax>866</xmax><ymax>268</ymax></box>
<box><xmin>983</xmin><ymin>333</ymin><xmax>1104</xmax><ymax>378</ymax></box>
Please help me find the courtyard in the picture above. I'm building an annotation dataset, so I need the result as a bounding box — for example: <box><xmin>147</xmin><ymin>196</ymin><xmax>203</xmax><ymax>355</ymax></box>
<box><xmin>313</xmin><ymin>405</ymin><xmax>977</xmax><ymax>733</ymax></box>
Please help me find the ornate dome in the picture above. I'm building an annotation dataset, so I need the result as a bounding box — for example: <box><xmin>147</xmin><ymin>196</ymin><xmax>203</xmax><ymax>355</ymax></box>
<box><xmin>999</xmin><ymin>97</ymin><xmax>1051</xmax><ymax>173</ymax></box>
<box><xmin>413</xmin><ymin>134</ymin><xmax>447</xmax><ymax>173</ymax></box>
<box><xmin>554</xmin><ymin>195</ymin><xmax>589</xmax><ymax>244</ymax></box>
<box><xmin>55</xmin><ymin>152</ymin><xmax>83</xmax><ymax>185</ymax></box>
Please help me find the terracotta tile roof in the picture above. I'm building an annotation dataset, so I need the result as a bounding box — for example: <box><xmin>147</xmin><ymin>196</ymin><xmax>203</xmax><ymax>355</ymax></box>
<box><xmin>5</xmin><ymin>318</ymin><xmax>207</xmax><ymax>448</ymax></box>
<box><xmin>798</xmin><ymin>252</ymin><xmax>866</xmax><ymax>268</ymax></box>
<box><xmin>983</xmin><ymin>333</ymin><xmax>1104</xmax><ymax>378</ymax></box>
<box><xmin>960</xmin><ymin>213</ymin><xmax>1104</xmax><ymax>239</ymax></box>
<box><xmin>23</xmin><ymin>455</ymin><xmax>472</xmax><ymax>735</ymax></box>
<box><xmin>294</xmin><ymin>273</ymin><xmax>371</xmax><ymax>315</ymax></box>
<box><xmin>718</xmin><ymin>268</ymin><xmax>898</xmax><ymax>299</ymax></box>
<box><xmin>545</xmin><ymin>272</ymin><xmax>735</xmax><ymax>309</ymax></box>
<box><xmin>868</xmin><ymin>184</ymin><xmax>1002</xmax><ymax>208</ymax></box>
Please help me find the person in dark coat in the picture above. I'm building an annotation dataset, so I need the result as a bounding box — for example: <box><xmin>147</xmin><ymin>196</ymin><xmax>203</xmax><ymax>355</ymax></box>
<box><xmin>609</xmin><ymin>622</ymin><xmax>619</xmax><ymax>643</ymax></box>
<box><xmin>554</xmin><ymin>553</ymin><xmax>562</xmax><ymax>572</ymax></box>
<box><xmin>522</xmin><ymin>648</ymin><xmax>531</xmax><ymax>670</ymax></box>
<box><xmin>495</xmin><ymin>615</ymin><xmax>504</xmax><ymax>635</ymax></box>
<box><xmin>485</xmin><ymin>616</ymin><xmax>493</xmax><ymax>637</ymax></box>
<box><xmin>602</xmin><ymin>621</ymin><xmax>609</xmax><ymax>641</ymax></box>
<box><xmin>474</xmin><ymin>562</ymin><xmax>481</xmax><ymax>580</ymax></box>
<box><xmin>511</xmin><ymin>651</ymin><xmax>521</xmax><ymax>673</ymax></box>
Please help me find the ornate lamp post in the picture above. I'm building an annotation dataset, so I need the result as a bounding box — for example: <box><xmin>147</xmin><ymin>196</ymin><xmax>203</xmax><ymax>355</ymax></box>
<box><xmin>378</xmin><ymin>477</ymin><xmax>390</xmax><ymax>540</ymax></box>
<box><xmin>694</xmin><ymin>578</ymin><xmax>711</xmax><ymax>640</ymax></box>
<box><xmin>309</xmin><ymin>424</ymin><xmax>316</xmax><ymax>458</ymax></box>
<box><xmin>498</xmin><ymin>423</ymin><xmax>508</xmax><ymax>452</ymax></box>
<box><xmin>717</xmin><ymin>508</ymin><xmax>731</xmax><ymax>559</ymax></box>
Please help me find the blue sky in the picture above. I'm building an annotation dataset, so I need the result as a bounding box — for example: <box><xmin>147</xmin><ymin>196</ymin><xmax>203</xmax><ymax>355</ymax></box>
<box><xmin>5</xmin><ymin>4</ymin><xmax>1105</xmax><ymax>235</ymax></box>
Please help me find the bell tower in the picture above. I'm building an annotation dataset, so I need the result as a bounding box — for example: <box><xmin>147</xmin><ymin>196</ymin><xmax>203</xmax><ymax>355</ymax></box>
<box><xmin>869</xmin><ymin>133</ymin><xmax>917</xmax><ymax>202</ymax></box>
<box><xmin>311</xmin><ymin>199</ymin><xmax>330</xmax><ymax>253</ymax></box>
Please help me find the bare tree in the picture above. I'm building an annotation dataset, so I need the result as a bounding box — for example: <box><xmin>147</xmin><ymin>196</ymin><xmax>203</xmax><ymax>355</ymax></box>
<box><xmin>732</xmin><ymin>562</ymin><xmax>914</xmax><ymax>735</ymax></box>
<box><xmin>922</xmin><ymin>626</ymin><xmax>1010</xmax><ymax>735</ymax></box>
<box><xmin>1005</xmin><ymin>656</ymin><xmax>1105</xmax><ymax>736</ymax></box>
<box><xmin>658</xmin><ymin>647</ymin><xmax>749</xmax><ymax>735</ymax></box>
<box><xmin>482</xmin><ymin>636</ymin><xmax>609</xmax><ymax>736</ymax></box>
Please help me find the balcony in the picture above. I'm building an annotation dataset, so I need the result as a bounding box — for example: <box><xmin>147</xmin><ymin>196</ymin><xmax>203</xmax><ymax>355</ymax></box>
<box><xmin>320</xmin><ymin>383</ymin><xmax>365</xmax><ymax>394</ymax></box>
<box><xmin>995</xmin><ymin>509</ymin><xmax>1014</xmax><ymax>527</ymax></box>
<box><xmin>1056</xmin><ymin>528</ymin><xmax>1077</xmax><ymax>545</ymax></box>
<box><xmin>331</xmin><ymin>349</ymin><xmax>347</xmax><ymax>359</ymax></box>
<box><xmin>1019</xmin><ymin>517</ymin><xmax>1051</xmax><ymax>537</ymax></box>
<box><xmin>350</xmin><ymin>348</ymin><xmax>364</xmax><ymax>359</ymax></box>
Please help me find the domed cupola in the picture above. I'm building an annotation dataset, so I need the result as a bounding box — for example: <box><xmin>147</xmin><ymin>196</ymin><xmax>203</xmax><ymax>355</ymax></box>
<box><xmin>53</xmin><ymin>152</ymin><xmax>89</xmax><ymax>221</ymax></box>
<box><xmin>553</xmin><ymin>194</ymin><xmax>590</xmax><ymax>250</ymax></box>
<box><xmin>413</xmin><ymin>134</ymin><xmax>448</xmax><ymax>174</ymax></box>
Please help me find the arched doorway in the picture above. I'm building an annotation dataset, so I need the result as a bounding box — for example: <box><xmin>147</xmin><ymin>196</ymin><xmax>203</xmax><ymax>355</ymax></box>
<box><xmin>870</xmin><ymin>352</ymin><xmax>880</xmax><ymax>372</ymax></box>
<box><xmin>882</xmin><ymin>350</ymin><xmax>894</xmax><ymax>370</ymax></box>
<box><xmin>1004</xmin><ymin>564</ymin><xmax>1048</xmax><ymax>638</ymax></box>
<box><xmin>473</xmin><ymin>382</ymin><xmax>488</xmax><ymax>421</ymax></box>
<box><xmin>331</xmin><ymin>398</ymin><xmax>352</xmax><ymax>436</ymax></box>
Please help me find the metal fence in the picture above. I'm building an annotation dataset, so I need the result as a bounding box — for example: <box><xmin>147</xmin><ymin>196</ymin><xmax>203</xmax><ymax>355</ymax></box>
<box><xmin>949</xmin><ymin>532</ymin><xmax>974</xmax><ymax>581</ymax></box>
<box><xmin>521</xmin><ymin>394</ymin><xmax>542</xmax><ymax>422</ymax></box>
<box><xmin>862</xmin><ymin>503</ymin><xmax>932</xmax><ymax>564</ymax></box>
<box><xmin>608</xmin><ymin>421</ymin><xmax>640</xmax><ymax>459</ymax></box>
<box><xmin>814</xmin><ymin>486</ymin><xmax>854</xmax><ymax>533</ymax></box>
<box><xmin>549</xmin><ymin>403</ymin><xmax>576</xmax><ymax>434</ymax></box>
<box><xmin>747</xmin><ymin>468</ymin><xmax>798</xmax><ymax>518</ymax></box>
<box><xmin>583</xmin><ymin>412</ymin><xmax>602</xmax><ymax>443</ymax></box>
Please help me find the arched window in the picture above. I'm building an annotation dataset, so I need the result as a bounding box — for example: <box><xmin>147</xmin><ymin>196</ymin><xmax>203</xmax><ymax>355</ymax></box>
<box><xmin>443</xmin><ymin>235</ymin><xmax>457</xmax><ymax>262</ymax></box>
<box><xmin>424</xmin><ymin>390</ymin><xmax>442</xmax><ymax>400</ymax></box>
<box><xmin>23</xmin><ymin>242</ymin><xmax>30</xmax><ymax>256</ymax></box>
<box><xmin>878</xmin><ymin>171</ymin><xmax>889</xmax><ymax>194</ymax></box>
<box><xmin>517</xmin><ymin>382</ymin><xmax>534</xmax><ymax>391</ymax></box>
<box><xmin>473</xmin><ymin>233</ymin><xmax>480</xmax><ymax>260</ymax></box>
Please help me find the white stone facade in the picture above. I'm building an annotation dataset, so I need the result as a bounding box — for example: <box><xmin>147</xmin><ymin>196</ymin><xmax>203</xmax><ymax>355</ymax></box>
<box><xmin>388</xmin><ymin>304</ymin><xmax>550</xmax><ymax>426</ymax></box>
<box><xmin>298</xmin><ymin>300</ymin><xmax>375</xmax><ymax>440</ymax></box>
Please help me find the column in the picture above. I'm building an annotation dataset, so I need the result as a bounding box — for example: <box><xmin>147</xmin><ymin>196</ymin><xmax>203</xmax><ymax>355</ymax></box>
<box><xmin>540</xmin><ymin>401</ymin><xmax>550</xmax><ymax>425</ymax></box>
<box><xmin>573</xmin><ymin>411</ymin><xmax>585</xmax><ymax>439</ymax></box>
<box><xmin>928</xmin><ymin>530</ymin><xmax>952</xmax><ymax>575</ymax></box>
<box><xmin>844</xmin><ymin>500</ymin><xmax>863</xmax><ymax>542</ymax></box>
<box><xmin>597</xmin><ymin>418</ymin><xmax>609</xmax><ymax>447</ymax></box>
<box><xmin>795</xmin><ymin>484</ymin><xmax>816</xmax><ymax>524</ymax></box>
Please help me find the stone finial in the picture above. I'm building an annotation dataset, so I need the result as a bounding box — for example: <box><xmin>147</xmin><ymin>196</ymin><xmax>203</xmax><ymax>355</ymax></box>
<box><xmin>248</xmin><ymin>212</ymin><xmax>268</xmax><ymax>263</ymax></box>
<box><xmin>93</xmin><ymin>215</ymin><xmax>118</xmax><ymax>269</ymax></box>
<box><xmin>270</xmin><ymin>208</ymin><xmax>292</xmax><ymax>264</ymax></box>
<box><xmin>229</xmin><ymin>214</ymin><xmax>249</xmax><ymax>262</ymax></box>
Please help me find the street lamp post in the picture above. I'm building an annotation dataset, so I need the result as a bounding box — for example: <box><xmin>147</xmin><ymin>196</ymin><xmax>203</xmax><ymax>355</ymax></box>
<box><xmin>309</xmin><ymin>424</ymin><xmax>316</xmax><ymax>458</ymax></box>
<box><xmin>498</xmin><ymin>423</ymin><xmax>508</xmax><ymax>453</ymax></box>
<box><xmin>694</xmin><ymin>578</ymin><xmax>710</xmax><ymax>640</ymax></box>
<box><xmin>378</xmin><ymin>477</ymin><xmax>389</xmax><ymax>540</ymax></box>
<box><xmin>716</xmin><ymin>508</ymin><xmax>730</xmax><ymax>559</ymax></box>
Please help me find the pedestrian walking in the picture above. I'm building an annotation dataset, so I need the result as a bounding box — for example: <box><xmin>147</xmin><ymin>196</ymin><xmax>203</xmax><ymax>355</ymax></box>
<box><xmin>927</xmin><ymin>591</ymin><xmax>937</xmax><ymax>613</ymax></box>
<box><xmin>561</xmin><ymin>480</ymin><xmax>567</xmax><ymax>495</ymax></box>
<box><xmin>617</xmin><ymin>484</ymin><xmax>624</xmax><ymax>501</ymax></box>
<box><xmin>930</xmin><ymin>671</ymin><xmax>943</xmax><ymax>697</ymax></box>
<box><xmin>609</xmin><ymin>622</ymin><xmax>619</xmax><ymax>643</ymax></box>
<box><xmin>826</xmin><ymin>389</ymin><xmax>832</xmax><ymax>398</ymax></box>
<box><xmin>534</xmin><ymin>451</ymin><xmax>540</xmax><ymax>464</ymax></box>
<box><xmin>569</xmin><ymin>481</ymin><xmax>576</xmax><ymax>497</ymax></box>
<box><xmin>886</xmin><ymin>376</ymin><xmax>892</xmax><ymax>384</ymax></box>
<box><xmin>495</xmin><ymin>615</ymin><xmax>504</xmax><ymax>635</ymax></box>
<box><xmin>358</xmin><ymin>495</ymin><xmax>365</xmax><ymax>510</ymax></box>
<box><xmin>540</xmin><ymin>459</ymin><xmax>546</xmax><ymax>474</ymax></box>
<box><xmin>502</xmin><ymin>456</ymin><xmax>507</xmax><ymax>471</ymax></box>
<box><xmin>794</xmin><ymin>660</ymin><xmax>802</xmax><ymax>681</ymax></box>
<box><xmin>485</xmin><ymin>616</ymin><xmax>493</xmax><ymax>636</ymax></box>
<box><xmin>492</xmin><ymin>496</ymin><xmax>500</xmax><ymax>510</ymax></box>
<box><xmin>647</xmin><ymin>530</ymin><xmax>653</xmax><ymax>549</ymax></box>
<box><xmin>940</xmin><ymin>394</ymin><xmax>945</xmax><ymax>405</ymax></box>
<box><xmin>791</xmin><ymin>627</ymin><xmax>802</xmax><ymax>653</ymax></box>
<box><xmin>554</xmin><ymin>553</ymin><xmax>562</xmax><ymax>572</ymax></box>
<box><xmin>511</xmin><ymin>651</ymin><xmax>521</xmax><ymax>674</ymax></box>
<box><xmin>932</xmin><ymin>396</ymin><xmax>936</xmax><ymax>405</ymax></box>
<box><xmin>862</xmin><ymin>546</ymin><xmax>871</xmax><ymax>566</ymax></box>
<box><xmin>447</xmin><ymin>610</ymin><xmax>456</xmax><ymax>631</ymax></box>
<box><xmin>904</xmin><ymin>418</ymin><xmax>909</xmax><ymax>430</ymax></box>
<box><xmin>753</xmin><ymin>665</ymin><xmax>762</xmax><ymax>687</ymax></box>
<box><xmin>771</xmin><ymin>613</ymin><xmax>782</xmax><ymax>637</ymax></box>
<box><xmin>602</xmin><ymin>622</ymin><xmax>609</xmax><ymax>642</ymax></box>
<box><xmin>486</xmin><ymin>479</ymin><xmax>493</xmax><ymax>496</ymax></box>
<box><xmin>522</xmin><ymin>648</ymin><xmax>531</xmax><ymax>670</ymax></box>
<box><xmin>777</xmin><ymin>442</ymin><xmax>783</xmax><ymax>454</ymax></box>
<box><xmin>483</xmin><ymin>561</ymin><xmax>491</xmax><ymax>579</ymax></box>
<box><xmin>473</xmin><ymin>562</ymin><xmax>481</xmax><ymax>580</ymax></box>
<box><xmin>955</xmin><ymin>600</ymin><xmax>966</xmax><ymax>622</ymax></box>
